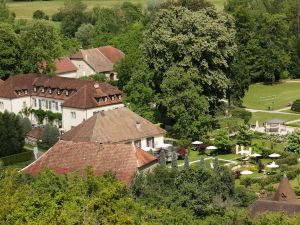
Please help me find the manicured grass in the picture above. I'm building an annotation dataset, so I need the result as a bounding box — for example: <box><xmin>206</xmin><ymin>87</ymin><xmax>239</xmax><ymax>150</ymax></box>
<box><xmin>252</xmin><ymin>138</ymin><xmax>286</xmax><ymax>151</ymax></box>
<box><xmin>7</xmin><ymin>0</ymin><xmax>226</xmax><ymax>20</ymax></box>
<box><xmin>243</xmin><ymin>82</ymin><xmax>300</xmax><ymax>110</ymax></box>
<box><xmin>250</xmin><ymin>112</ymin><xmax>300</xmax><ymax>124</ymax></box>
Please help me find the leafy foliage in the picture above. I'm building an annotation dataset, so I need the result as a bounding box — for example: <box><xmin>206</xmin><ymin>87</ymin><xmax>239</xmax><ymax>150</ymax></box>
<box><xmin>0</xmin><ymin>111</ymin><xmax>25</xmax><ymax>157</ymax></box>
<box><xmin>285</xmin><ymin>131</ymin><xmax>300</xmax><ymax>153</ymax></box>
<box><xmin>291</xmin><ymin>99</ymin><xmax>300</xmax><ymax>112</ymax></box>
<box><xmin>0</xmin><ymin>23</ymin><xmax>21</xmax><ymax>79</ymax></box>
<box><xmin>237</xmin><ymin>125</ymin><xmax>253</xmax><ymax>146</ymax></box>
<box><xmin>20</xmin><ymin>20</ymin><xmax>64</xmax><ymax>74</ymax></box>
<box><xmin>214</xmin><ymin>129</ymin><xmax>232</xmax><ymax>153</ymax></box>
<box><xmin>42</xmin><ymin>124</ymin><xmax>60</xmax><ymax>148</ymax></box>
<box><xmin>32</xmin><ymin>10</ymin><xmax>49</xmax><ymax>20</ymax></box>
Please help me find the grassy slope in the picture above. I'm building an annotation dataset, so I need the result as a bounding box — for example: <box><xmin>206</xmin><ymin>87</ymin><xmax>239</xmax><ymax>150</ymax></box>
<box><xmin>250</xmin><ymin>112</ymin><xmax>300</xmax><ymax>124</ymax></box>
<box><xmin>243</xmin><ymin>82</ymin><xmax>300</xmax><ymax>110</ymax></box>
<box><xmin>7</xmin><ymin>0</ymin><xmax>225</xmax><ymax>20</ymax></box>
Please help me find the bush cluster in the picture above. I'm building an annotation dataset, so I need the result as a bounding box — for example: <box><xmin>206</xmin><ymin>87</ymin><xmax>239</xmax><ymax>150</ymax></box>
<box><xmin>291</xmin><ymin>99</ymin><xmax>300</xmax><ymax>112</ymax></box>
<box><xmin>0</xmin><ymin>151</ymin><xmax>33</xmax><ymax>166</ymax></box>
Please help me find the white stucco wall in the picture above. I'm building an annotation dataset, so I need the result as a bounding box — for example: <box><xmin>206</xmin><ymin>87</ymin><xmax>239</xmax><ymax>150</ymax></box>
<box><xmin>130</xmin><ymin>135</ymin><xmax>165</xmax><ymax>151</ymax></box>
<box><xmin>62</xmin><ymin>103</ymin><xmax>124</xmax><ymax>131</ymax></box>
<box><xmin>71</xmin><ymin>59</ymin><xmax>95</xmax><ymax>78</ymax></box>
<box><xmin>57</xmin><ymin>71</ymin><xmax>78</xmax><ymax>79</ymax></box>
<box><xmin>86</xmin><ymin>104</ymin><xmax>124</xmax><ymax>118</ymax></box>
<box><xmin>11</xmin><ymin>97</ymin><xmax>31</xmax><ymax>114</ymax></box>
<box><xmin>0</xmin><ymin>98</ymin><xmax>12</xmax><ymax>113</ymax></box>
<box><xmin>62</xmin><ymin>107</ymin><xmax>87</xmax><ymax>131</ymax></box>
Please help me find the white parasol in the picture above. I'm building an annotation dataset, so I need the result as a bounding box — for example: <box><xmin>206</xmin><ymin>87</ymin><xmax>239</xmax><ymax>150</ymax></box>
<box><xmin>207</xmin><ymin>146</ymin><xmax>217</xmax><ymax>150</ymax></box>
<box><xmin>192</xmin><ymin>141</ymin><xmax>203</xmax><ymax>145</ymax></box>
<box><xmin>251</xmin><ymin>153</ymin><xmax>262</xmax><ymax>157</ymax></box>
<box><xmin>241</xmin><ymin>170</ymin><xmax>253</xmax><ymax>175</ymax></box>
<box><xmin>269</xmin><ymin>153</ymin><xmax>281</xmax><ymax>158</ymax></box>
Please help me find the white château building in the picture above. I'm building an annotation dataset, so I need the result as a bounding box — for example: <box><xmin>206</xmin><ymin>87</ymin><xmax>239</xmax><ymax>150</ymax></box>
<box><xmin>0</xmin><ymin>73</ymin><xmax>124</xmax><ymax>131</ymax></box>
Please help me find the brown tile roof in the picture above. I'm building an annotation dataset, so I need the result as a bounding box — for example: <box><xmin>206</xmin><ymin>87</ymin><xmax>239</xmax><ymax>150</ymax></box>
<box><xmin>22</xmin><ymin>140</ymin><xmax>157</xmax><ymax>184</ymax></box>
<box><xmin>0</xmin><ymin>79</ymin><xmax>4</xmax><ymax>85</ymax></box>
<box><xmin>250</xmin><ymin>200</ymin><xmax>300</xmax><ymax>217</ymax></box>
<box><xmin>273</xmin><ymin>175</ymin><xmax>298</xmax><ymax>201</ymax></box>
<box><xmin>55</xmin><ymin>58</ymin><xmax>77</xmax><ymax>74</ymax></box>
<box><xmin>70</xmin><ymin>46</ymin><xmax>125</xmax><ymax>73</ymax></box>
<box><xmin>61</xmin><ymin>107</ymin><xmax>166</xmax><ymax>143</ymax></box>
<box><xmin>0</xmin><ymin>74</ymin><xmax>123</xmax><ymax>109</ymax></box>
<box><xmin>250</xmin><ymin>175</ymin><xmax>300</xmax><ymax>217</ymax></box>
<box><xmin>26</xmin><ymin>127</ymin><xmax>44</xmax><ymax>140</ymax></box>
<box><xmin>98</xmin><ymin>46</ymin><xmax>125</xmax><ymax>63</ymax></box>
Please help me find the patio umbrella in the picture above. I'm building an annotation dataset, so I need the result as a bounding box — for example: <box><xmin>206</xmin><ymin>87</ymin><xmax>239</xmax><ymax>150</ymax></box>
<box><xmin>251</xmin><ymin>153</ymin><xmax>262</xmax><ymax>157</ymax></box>
<box><xmin>267</xmin><ymin>161</ymin><xmax>279</xmax><ymax>168</ymax></box>
<box><xmin>192</xmin><ymin>141</ymin><xmax>203</xmax><ymax>145</ymax></box>
<box><xmin>269</xmin><ymin>153</ymin><xmax>281</xmax><ymax>158</ymax></box>
<box><xmin>241</xmin><ymin>170</ymin><xmax>253</xmax><ymax>175</ymax></box>
<box><xmin>207</xmin><ymin>146</ymin><xmax>217</xmax><ymax>150</ymax></box>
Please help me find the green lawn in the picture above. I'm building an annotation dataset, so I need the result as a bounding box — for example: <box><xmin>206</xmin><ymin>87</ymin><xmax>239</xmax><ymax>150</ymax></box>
<box><xmin>250</xmin><ymin>112</ymin><xmax>300</xmax><ymax>124</ymax></box>
<box><xmin>243</xmin><ymin>82</ymin><xmax>300</xmax><ymax>110</ymax></box>
<box><xmin>252</xmin><ymin>138</ymin><xmax>286</xmax><ymax>151</ymax></box>
<box><xmin>8</xmin><ymin>0</ymin><xmax>226</xmax><ymax>20</ymax></box>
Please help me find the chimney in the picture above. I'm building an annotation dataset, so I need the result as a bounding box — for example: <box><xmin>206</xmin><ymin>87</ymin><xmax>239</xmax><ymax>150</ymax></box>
<box><xmin>136</xmin><ymin>121</ymin><xmax>141</xmax><ymax>130</ymax></box>
<box><xmin>94</xmin><ymin>82</ymin><xmax>99</xmax><ymax>89</ymax></box>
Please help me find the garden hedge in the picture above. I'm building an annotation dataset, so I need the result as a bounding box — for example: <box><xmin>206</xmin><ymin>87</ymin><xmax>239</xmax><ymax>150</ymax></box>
<box><xmin>291</xmin><ymin>99</ymin><xmax>300</xmax><ymax>112</ymax></box>
<box><xmin>0</xmin><ymin>151</ymin><xmax>33</xmax><ymax>166</ymax></box>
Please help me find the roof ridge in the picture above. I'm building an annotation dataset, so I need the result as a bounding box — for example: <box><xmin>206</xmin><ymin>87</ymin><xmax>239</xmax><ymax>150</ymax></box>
<box><xmin>273</xmin><ymin>176</ymin><xmax>298</xmax><ymax>201</ymax></box>
<box><xmin>96</xmin><ymin>48</ymin><xmax>113</xmax><ymax>64</ymax></box>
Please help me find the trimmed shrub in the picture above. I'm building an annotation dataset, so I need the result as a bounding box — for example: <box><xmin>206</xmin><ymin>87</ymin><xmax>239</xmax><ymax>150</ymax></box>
<box><xmin>231</xmin><ymin>107</ymin><xmax>252</xmax><ymax>123</ymax></box>
<box><xmin>0</xmin><ymin>151</ymin><xmax>33</xmax><ymax>166</ymax></box>
<box><xmin>33</xmin><ymin>10</ymin><xmax>49</xmax><ymax>20</ymax></box>
<box><xmin>291</xmin><ymin>99</ymin><xmax>300</xmax><ymax>112</ymax></box>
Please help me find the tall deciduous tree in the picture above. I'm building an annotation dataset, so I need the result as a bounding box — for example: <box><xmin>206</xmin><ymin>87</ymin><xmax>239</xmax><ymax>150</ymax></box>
<box><xmin>143</xmin><ymin>7</ymin><xmax>237</xmax><ymax>105</ymax></box>
<box><xmin>60</xmin><ymin>0</ymin><xmax>88</xmax><ymax>37</ymax></box>
<box><xmin>0</xmin><ymin>111</ymin><xmax>25</xmax><ymax>157</ymax></box>
<box><xmin>160</xmin><ymin>66</ymin><xmax>212</xmax><ymax>139</ymax></box>
<box><xmin>20</xmin><ymin>20</ymin><xmax>64</xmax><ymax>74</ymax></box>
<box><xmin>143</xmin><ymin>7</ymin><xmax>237</xmax><ymax>139</ymax></box>
<box><xmin>0</xmin><ymin>23</ymin><xmax>21</xmax><ymax>79</ymax></box>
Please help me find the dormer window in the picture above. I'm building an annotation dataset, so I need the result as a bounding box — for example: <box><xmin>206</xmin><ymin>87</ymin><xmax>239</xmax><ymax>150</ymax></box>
<box><xmin>118</xmin><ymin>95</ymin><xmax>122</xmax><ymax>100</ymax></box>
<box><xmin>24</xmin><ymin>90</ymin><xmax>28</xmax><ymax>94</ymax></box>
<box><xmin>33</xmin><ymin>87</ymin><xmax>37</xmax><ymax>92</ymax></box>
<box><xmin>17</xmin><ymin>91</ymin><xmax>21</xmax><ymax>96</ymax></box>
<box><xmin>41</xmin><ymin>87</ymin><xmax>45</xmax><ymax>93</ymax></box>
<box><xmin>57</xmin><ymin>89</ymin><xmax>61</xmax><ymax>95</ymax></box>
<box><xmin>49</xmin><ymin>89</ymin><xmax>52</xmax><ymax>94</ymax></box>
<box><xmin>104</xmin><ymin>97</ymin><xmax>108</xmax><ymax>102</ymax></box>
<box><xmin>111</xmin><ymin>96</ymin><xmax>115</xmax><ymax>101</ymax></box>
<box><xmin>66</xmin><ymin>90</ymin><xmax>69</xmax><ymax>96</ymax></box>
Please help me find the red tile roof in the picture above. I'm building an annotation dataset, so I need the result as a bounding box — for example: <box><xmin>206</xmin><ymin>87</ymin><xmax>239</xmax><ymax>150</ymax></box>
<box><xmin>0</xmin><ymin>79</ymin><xmax>4</xmax><ymax>85</ymax></box>
<box><xmin>55</xmin><ymin>58</ymin><xmax>77</xmax><ymax>74</ymax></box>
<box><xmin>70</xmin><ymin>46</ymin><xmax>125</xmax><ymax>73</ymax></box>
<box><xmin>61</xmin><ymin>107</ymin><xmax>166</xmax><ymax>143</ymax></box>
<box><xmin>26</xmin><ymin>127</ymin><xmax>44</xmax><ymax>140</ymax></box>
<box><xmin>98</xmin><ymin>46</ymin><xmax>125</xmax><ymax>63</ymax></box>
<box><xmin>22</xmin><ymin>140</ymin><xmax>157</xmax><ymax>184</ymax></box>
<box><xmin>0</xmin><ymin>74</ymin><xmax>123</xmax><ymax>109</ymax></box>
